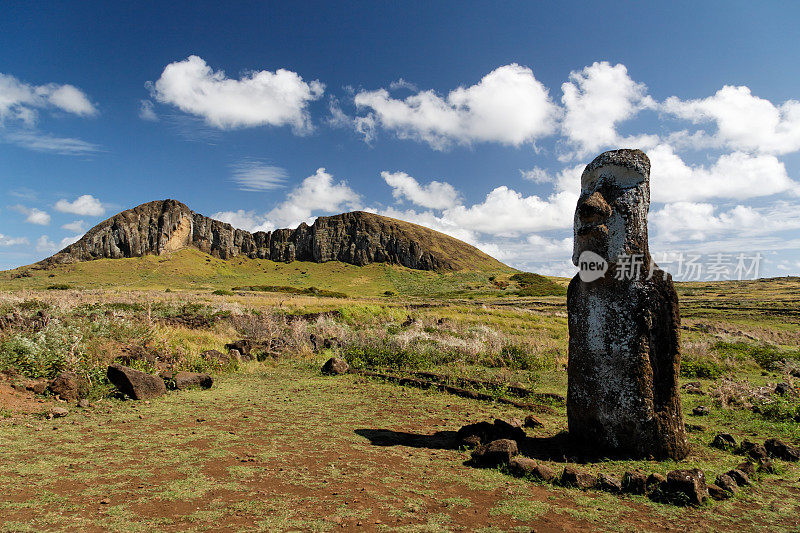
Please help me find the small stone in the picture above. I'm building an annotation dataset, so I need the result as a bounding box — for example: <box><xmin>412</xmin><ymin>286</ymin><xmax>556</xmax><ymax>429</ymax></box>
<box><xmin>77</xmin><ymin>399</ymin><xmax>90</xmax><ymax>408</ymax></box>
<box><xmin>692</xmin><ymin>406</ymin><xmax>710</xmax><ymax>416</ymax></box>
<box><xmin>560</xmin><ymin>465</ymin><xmax>595</xmax><ymax>489</ymax></box>
<box><xmin>457</xmin><ymin>421</ymin><xmax>494</xmax><ymax>447</ymax></box>
<box><xmin>471</xmin><ymin>439</ymin><xmax>518</xmax><ymax>467</ymax></box>
<box><xmin>531</xmin><ymin>464</ymin><xmax>556</xmax><ymax>482</ymax></box>
<box><xmin>740</xmin><ymin>440</ymin><xmax>768</xmax><ymax>461</ymax></box>
<box><xmin>714</xmin><ymin>474</ymin><xmax>738</xmax><ymax>494</ymax></box>
<box><xmin>685</xmin><ymin>385</ymin><xmax>705</xmax><ymax>395</ymax></box>
<box><xmin>758</xmin><ymin>459</ymin><xmax>777</xmax><ymax>474</ymax></box>
<box><xmin>646</xmin><ymin>472</ymin><xmax>667</xmax><ymax>491</ymax></box>
<box><xmin>50</xmin><ymin>406</ymin><xmax>68</xmax><ymax>418</ymax></box>
<box><xmin>321</xmin><ymin>357</ymin><xmax>349</xmax><ymax>376</ymax></box>
<box><xmin>596</xmin><ymin>473</ymin><xmax>622</xmax><ymax>493</ymax></box>
<box><xmin>48</xmin><ymin>371</ymin><xmax>85</xmax><ymax>401</ymax></box>
<box><xmin>107</xmin><ymin>364</ymin><xmax>166</xmax><ymax>401</ymax></box>
<box><xmin>736</xmin><ymin>461</ymin><xmax>756</xmax><ymax>477</ymax></box>
<box><xmin>508</xmin><ymin>456</ymin><xmax>537</xmax><ymax>477</ymax></box>
<box><xmin>100</xmin><ymin>498</ymin><xmax>110</xmax><ymax>505</ymax></box>
<box><xmin>664</xmin><ymin>469</ymin><xmax>708</xmax><ymax>505</ymax></box>
<box><xmin>461</xmin><ymin>434</ymin><xmax>482</xmax><ymax>448</ymax></box>
<box><xmin>524</xmin><ymin>414</ymin><xmax>544</xmax><ymax>428</ymax></box>
<box><xmin>774</xmin><ymin>382</ymin><xmax>793</xmax><ymax>395</ymax></box>
<box><xmin>707</xmin><ymin>483</ymin><xmax>732</xmax><ymax>501</ymax></box>
<box><xmin>710</xmin><ymin>433</ymin><xmax>737</xmax><ymax>451</ymax></box>
<box><xmin>622</xmin><ymin>471</ymin><xmax>647</xmax><ymax>495</ymax></box>
<box><xmin>725</xmin><ymin>469</ymin><xmax>750</xmax><ymax>486</ymax></box>
<box><xmin>764</xmin><ymin>438</ymin><xmax>800</xmax><ymax>462</ymax></box>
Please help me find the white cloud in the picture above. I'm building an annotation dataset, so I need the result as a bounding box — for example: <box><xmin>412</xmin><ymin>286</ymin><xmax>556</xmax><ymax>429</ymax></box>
<box><xmin>61</xmin><ymin>220</ymin><xmax>87</xmax><ymax>233</ymax></box>
<box><xmin>0</xmin><ymin>234</ymin><xmax>29</xmax><ymax>246</ymax></box>
<box><xmin>1</xmin><ymin>130</ymin><xmax>100</xmax><ymax>155</ymax></box>
<box><xmin>138</xmin><ymin>99</ymin><xmax>158</xmax><ymax>121</ymax></box>
<box><xmin>520</xmin><ymin>167</ymin><xmax>552</xmax><ymax>184</ymax></box>
<box><xmin>211</xmin><ymin>209</ymin><xmax>275</xmax><ymax>233</ymax></box>
<box><xmin>0</xmin><ymin>73</ymin><xmax>97</xmax><ymax>124</ymax></box>
<box><xmin>60</xmin><ymin>234</ymin><xmax>82</xmax><ymax>248</ymax></box>
<box><xmin>354</xmin><ymin>64</ymin><xmax>560</xmax><ymax>149</ymax></box>
<box><xmin>663</xmin><ymin>85</ymin><xmax>800</xmax><ymax>155</ymax></box>
<box><xmin>54</xmin><ymin>195</ymin><xmax>105</xmax><ymax>216</ymax></box>
<box><xmin>381</xmin><ymin>171</ymin><xmax>459</xmax><ymax>210</ymax></box>
<box><xmin>229</xmin><ymin>160</ymin><xmax>287</xmax><ymax>191</ymax></box>
<box><xmin>560</xmin><ymin>61</ymin><xmax>657</xmax><ymax>159</ymax></box>
<box><xmin>389</xmin><ymin>78</ymin><xmax>418</xmax><ymax>92</ymax></box>
<box><xmin>526</xmin><ymin>234</ymin><xmax>573</xmax><ymax>258</ymax></box>
<box><xmin>151</xmin><ymin>55</ymin><xmax>324</xmax><ymax>132</ymax></box>
<box><xmin>267</xmin><ymin>168</ymin><xmax>360</xmax><ymax>227</ymax></box>
<box><xmin>648</xmin><ymin>144</ymin><xmax>799</xmax><ymax>202</ymax></box>
<box><xmin>35</xmin><ymin>235</ymin><xmax>56</xmax><ymax>253</ymax></box>
<box><xmin>12</xmin><ymin>205</ymin><xmax>51</xmax><ymax>225</ymax></box>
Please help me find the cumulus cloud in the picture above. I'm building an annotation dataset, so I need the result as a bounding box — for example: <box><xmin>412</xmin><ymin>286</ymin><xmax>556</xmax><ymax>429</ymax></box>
<box><xmin>211</xmin><ymin>209</ymin><xmax>275</xmax><ymax>233</ymax></box>
<box><xmin>0</xmin><ymin>234</ymin><xmax>29</xmax><ymax>246</ymax></box>
<box><xmin>560</xmin><ymin>61</ymin><xmax>657</xmax><ymax>159</ymax></box>
<box><xmin>267</xmin><ymin>168</ymin><xmax>360</xmax><ymax>227</ymax></box>
<box><xmin>381</xmin><ymin>171</ymin><xmax>459</xmax><ymax>210</ymax></box>
<box><xmin>230</xmin><ymin>160</ymin><xmax>287</xmax><ymax>191</ymax></box>
<box><xmin>648</xmin><ymin>144</ymin><xmax>799</xmax><ymax>202</ymax></box>
<box><xmin>12</xmin><ymin>205</ymin><xmax>51</xmax><ymax>225</ymax></box>
<box><xmin>138</xmin><ymin>99</ymin><xmax>158</xmax><ymax>121</ymax></box>
<box><xmin>54</xmin><ymin>194</ymin><xmax>105</xmax><ymax>216</ymax></box>
<box><xmin>35</xmin><ymin>235</ymin><xmax>56</xmax><ymax>253</ymax></box>
<box><xmin>662</xmin><ymin>85</ymin><xmax>800</xmax><ymax>155</ymax></box>
<box><xmin>0</xmin><ymin>73</ymin><xmax>97</xmax><ymax>124</ymax></box>
<box><xmin>150</xmin><ymin>55</ymin><xmax>324</xmax><ymax>132</ymax></box>
<box><xmin>354</xmin><ymin>64</ymin><xmax>560</xmax><ymax>149</ymax></box>
<box><xmin>61</xmin><ymin>220</ymin><xmax>87</xmax><ymax>233</ymax></box>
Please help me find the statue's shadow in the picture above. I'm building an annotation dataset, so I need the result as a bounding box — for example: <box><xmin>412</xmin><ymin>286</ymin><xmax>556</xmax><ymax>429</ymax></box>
<box><xmin>355</xmin><ymin>428</ymin><xmax>612</xmax><ymax>463</ymax></box>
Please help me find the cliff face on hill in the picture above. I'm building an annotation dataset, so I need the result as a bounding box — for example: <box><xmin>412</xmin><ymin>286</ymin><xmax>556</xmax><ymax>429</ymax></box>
<box><xmin>38</xmin><ymin>199</ymin><xmax>505</xmax><ymax>272</ymax></box>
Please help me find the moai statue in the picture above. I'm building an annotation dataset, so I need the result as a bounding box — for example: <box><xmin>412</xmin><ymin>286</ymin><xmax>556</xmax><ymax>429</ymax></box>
<box><xmin>567</xmin><ymin>149</ymin><xmax>689</xmax><ymax>460</ymax></box>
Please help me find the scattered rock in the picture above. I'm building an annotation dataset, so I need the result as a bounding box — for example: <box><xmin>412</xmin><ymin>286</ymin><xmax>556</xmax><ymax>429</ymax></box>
<box><xmin>524</xmin><ymin>414</ymin><xmax>544</xmax><ymax>428</ymax></box>
<box><xmin>764</xmin><ymin>438</ymin><xmax>800</xmax><ymax>461</ymax></box>
<box><xmin>201</xmin><ymin>349</ymin><xmax>231</xmax><ymax>364</ymax></box>
<box><xmin>774</xmin><ymin>382</ymin><xmax>793</xmax><ymax>395</ymax></box>
<box><xmin>77</xmin><ymin>398</ymin><xmax>90</xmax><ymax>408</ymax></box>
<box><xmin>461</xmin><ymin>434</ymin><xmax>482</xmax><ymax>448</ymax></box>
<box><xmin>725</xmin><ymin>469</ymin><xmax>750</xmax><ymax>486</ymax></box>
<box><xmin>560</xmin><ymin>465</ymin><xmax>595</xmax><ymax>489</ymax></box>
<box><xmin>471</xmin><ymin>439</ymin><xmax>518</xmax><ymax>467</ymax></box>
<box><xmin>692</xmin><ymin>406</ymin><xmax>710</xmax><ymax>416</ymax></box>
<box><xmin>532</xmin><ymin>464</ymin><xmax>556</xmax><ymax>482</ymax></box>
<box><xmin>711</xmin><ymin>433</ymin><xmax>737</xmax><ymax>451</ymax></box>
<box><xmin>758</xmin><ymin>459</ymin><xmax>777</xmax><ymax>474</ymax></box>
<box><xmin>106</xmin><ymin>363</ymin><xmax>167</xmax><ymax>400</ymax></box>
<box><xmin>714</xmin><ymin>474</ymin><xmax>738</xmax><ymax>494</ymax></box>
<box><xmin>457</xmin><ymin>421</ymin><xmax>494</xmax><ymax>447</ymax></box>
<box><xmin>664</xmin><ymin>469</ymin><xmax>708</xmax><ymax>505</ymax></box>
<box><xmin>646</xmin><ymin>473</ymin><xmax>667</xmax><ymax>491</ymax></box>
<box><xmin>99</xmin><ymin>498</ymin><xmax>110</xmax><ymax>505</ymax></box>
<box><xmin>50</xmin><ymin>406</ymin><xmax>68</xmax><ymax>418</ymax></box>
<box><xmin>321</xmin><ymin>357</ymin><xmax>350</xmax><ymax>376</ymax></box>
<box><xmin>740</xmin><ymin>440</ymin><xmax>768</xmax><ymax>461</ymax></box>
<box><xmin>596</xmin><ymin>473</ymin><xmax>622</xmax><ymax>493</ymax></box>
<box><xmin>492</xmin><ymin>419</ymin><xmax>526</xmax><ymax>442</ymax></box>
<box><xmin>685</xmin><ymin>385</ymin><xmax>705</xmax><ymax>395</ymax></box>
<box><xmin>224</xmin><ymin>340</ymin><xmax>252</xmax><ymax>356</ymax></box>
<box><xmin>228</xmin><ymin>349</ymin><xmax>242</xmax><ymax>361</ymax></box>
<box><xmin>162</xmin><ymin>371</ymin><xmax>213</xmax><ymax>390</ymax></box>
<box><xmin>26</xmin><ymin>380</ymin><xmax>49</xmax><ymax>395</ymax></box>
<box><xmin>707</xmin><ymin>483</ymin><xmax>732</xmax><ymax>501</ymax></box>
<box><xmin>508</xmin><ymin>456</ymin><xmax>537</xmax><ymax>477</ymax></box>
<box><xmin>736</xmin><ymin>461</ymin><xmax>756</xmax><ymax>477</ymax></box>
<box><xmin>683</xmin><ymin>381</ymin><xmax>701</xmax><ymax>389</ymax></box>
<box><xmin>622</xmin><ymin>470</ymin><xmax>647</xmax><ymax>494</ymax></box>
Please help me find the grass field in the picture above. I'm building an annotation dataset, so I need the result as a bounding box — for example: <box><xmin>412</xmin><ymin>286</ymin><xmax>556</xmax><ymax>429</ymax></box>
<box><xmin>1</xmin><ymin>255</ymin><xmax>799</xmax><ymax>531</ymax></box>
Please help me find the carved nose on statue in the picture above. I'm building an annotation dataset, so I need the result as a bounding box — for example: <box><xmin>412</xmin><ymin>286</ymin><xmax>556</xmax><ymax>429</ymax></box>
<box><xmin>578</xmin><ymin>192</ymin><xmax>612</xmax><ymax>223</ymax></box>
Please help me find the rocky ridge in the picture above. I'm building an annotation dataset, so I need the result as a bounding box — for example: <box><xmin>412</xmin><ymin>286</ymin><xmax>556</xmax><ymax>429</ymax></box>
<box><xmin>37</xmin><ymin>199</ymin><xmax>503</xmax><ymax>272</ymax></box>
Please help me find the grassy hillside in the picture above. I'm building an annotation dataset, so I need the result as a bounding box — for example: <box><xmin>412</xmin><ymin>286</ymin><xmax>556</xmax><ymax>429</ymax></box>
<box><xmin>0</xmin><ymin>248</ymin><xmax>569</xmax><ymax>299</ymax></box>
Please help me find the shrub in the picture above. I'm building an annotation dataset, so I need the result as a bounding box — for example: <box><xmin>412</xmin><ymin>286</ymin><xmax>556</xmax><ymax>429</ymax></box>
<box><xmin>681</xmin><ymin>357</ymin><xmax>726</xmax><ymax>379</ymax></box>
<box><xmin>712</xmin><ymin>341</ymin><xmax>800</xmax><ymax>370</ymax></box>
<box><xmin>46</xmin><ymin>284</ymin><xmax>71</xmax><ymax>290</ymax></box>
<box><xmin>510</xmin><ymin>272</ymin><xmax>567</xmax><ymax>297</ymax></box>
<box><xmin>212</xmin><ymin>289</ymin><xmax>234</xmax><ymax>296</ymax></box>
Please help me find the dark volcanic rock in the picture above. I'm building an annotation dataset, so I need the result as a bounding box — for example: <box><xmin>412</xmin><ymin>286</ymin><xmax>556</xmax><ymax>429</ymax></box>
<box><xmin>48</xmin><ymin>371</ymin><xmax>85</xmax><ymax>401</ymax></box>
<box><xmin>707</xmin><ymin>483</ymin><xmax>732</xmax><ymax>501</ymax></box>
<box><xmin>622</xmin><ymin>470</ymin><xmax>648</xmax><ymax>494</ymax></box>
<box><xmin>714</xmin><ymin>473</ymin><xmax>738</xmax><ymax>494</ymax></box>
<box><xmin>736</xmin><ymin>461</ymin><xmax>756</xmax><ymax>477</ymax></box>
<box><xmin>471</xmin><ymin>439</ymin><xmax>518</xmax><ymax>467</ymax></box>
<box><xmin>725</xmin><ymin>469</ymin><xmax>750</xmax><ymax>486</ymax></box>
<box><xmin>36</xmin><ymin>200</ymin><xmax>502</xmax><ymax>272</ymax></box>
<box><xmin>162</xmin><ymin>371</ymin><xmax>213</xmax><ymax>390</ymax></box>
<box><xmin>664</xmin><ymin>469</ymin><xmax>708</xmax><ymax>505</ymax></box>
<box><xmin>596</xmin><ymin>473</ymin><xmax>622</xmax><ymax>493</ymax></box>
<box><xmin>560</xmin><ymin>465</ymin><xmax>595</xmax><ymax>489</ymax></box>
<box><xmin>764</xmin><ymin>438</ymin><xmax>800</xmax><ymax>461</ymax></box>
<box><xmin>107</xmin><ymin>363</ymin><xmax>167</xmax><ymax>400</ymax></box>
<box><xmin>532</xmin><ymin>464</ymin><xmax>556</xmax><ymax>482</ymax></box>
<box><xmin>321</xmin><ymin>357</ymin><xmax>350</xmax><ymax>376</ymax></box>
<box><xmin>508</xmin><ymin>456</ymin><xmax>537</xmax><ymax>477</ymax></box>
<box><xmin>711</xmin><ymin>433</ymin><xmax>737</xmax><ymax>451</ymax></box>
<box><xmin>740</xmin><ymin>440</ymin><xmax>769</xmax><ymax>461</ymax></box>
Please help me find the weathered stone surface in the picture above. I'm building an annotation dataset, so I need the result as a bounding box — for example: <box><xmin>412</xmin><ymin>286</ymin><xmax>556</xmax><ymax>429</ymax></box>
<box><xmin>715</xmin><ymin>474</ymin><xmax>738</xmax><ymax>493</ymax></box>
<box><xmin>50</xmin><ymin>406</ymin><xmax>69</xmax><ymax>418</ymax></box>
<box><xmin>707</xmin><ymin>483</ymin><xmax>732</xmax><ymax>501</ymax></box>
<box><xmin>532</xmin><ymin>464</ymin><xmax>556</xmax><ymax>482</ymax></box>
<box><xmin>560</xmin><ymin>465</ymin><xmax>595</xmax><ymax>489</ymax></box>
<box><xmin>161</xmin><ymin>371</ymin><xmax>213</xmax><ymax>390</ymax></box>
<box><xmin>457</xmin><ymin>421</ymin><xmax>495</xmax><ymax>447</ymax></box>
<box><xmin>764</xmin><ymin>438</ymin><xmax>800</xmax><ymax>461</ymax></box>
<box><xmin>201</xmin><ymin>349</ymin><xmax>230</xmax><ymax>364</ymax></box>
<box><xmin>711</xmin><ymin>433</ymin><xmax>737</xmax><ymax>451</ymax></box>
<box><xmin>508</xmin><ymin>456</ymin><xmax>537</xmax><ymax>476</ymax></box>
<box><xmin>567</xmin><ymin>149</ymin><xmax>688</xmax><ymax>460</ymax></box>
<box><xmin>736</xmin><ymin>461</ymin><xmax>756</xmax><ymax>477</ymax></box>
<box><xmin>622</xmin><ymin>470</ymin><xmax>647</xmax><ymax>494</ymax></box>
<box><xmin>471</xmin><ymin>439</ymin><xmax>518</xmax><ymax>467</ymax></box>
<box><xmin>524</xmin><ymin>414</ymin><xmax>544</xmax><ymax>428</ymax></box>
<box><xmin>741</xmin><ymin>440</ymin><xmax>768</xmax><ymax>461</ymax></box>
<box><xmin>758</xmin><ymin>459</ymin><xmax>776</xmax><ymax>474</ymax></box>
<box><xmin>36</xmin><ymin>200</ymin><xmax>502</xmax><ymax>273</ymax></box>
<box><xmin>646</xmin><ymin>472</ymin><xmax>666</xmax><ymax>491</ymax></box>
<box><xmin>596</xmin><ymin>473</ymin><xmax>622</xmax><ymax>493</ymax></box>
<box><xmin>725</xmin><ymin>469</ymin><xmax>750</xmax><ymax>486</ymax></box>
<box><xmin>692</xmin><ymin>406</ymin><xmax>710</xmax><ymax>416</ymax></box>
<box><xmin>107</xmin><ymin>363</ymin><xmax>167</xmax><ymax>400</ymax></box>
<box><xmin>48</xmin><ymin>371</ymin><xmax>84</xmax><ymax>401</ymax></box>
<box><xmin>665</xmin><ymin>469</ymin><xmax>708</xmax><ymax>505</ymax></box>
<box><xmin>321</xmin><ymin>357</ymin><xmax>350</xmax><ymax>375</ymax></box>
<box><xmin>492</xmin><ymin>419</ymin><xmax>527</xmax><ymax>442</ymax></box>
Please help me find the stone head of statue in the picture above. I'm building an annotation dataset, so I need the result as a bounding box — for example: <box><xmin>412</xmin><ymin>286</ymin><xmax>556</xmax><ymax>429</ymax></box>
<box><xmin>572</xmin><ymin>149</ymin><xmax>651</xmax><ymax>267</ymax></box>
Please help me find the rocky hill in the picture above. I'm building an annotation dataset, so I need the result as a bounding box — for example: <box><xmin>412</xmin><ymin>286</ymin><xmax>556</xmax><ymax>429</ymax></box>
<box><xmin>37</xmin><ymin>199</ymin><xmax>506</xmax><ymax>272</ymax></box>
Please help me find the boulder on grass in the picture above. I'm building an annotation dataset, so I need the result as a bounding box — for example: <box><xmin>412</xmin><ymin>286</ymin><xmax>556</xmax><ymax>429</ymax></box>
<box><xmin>524</xmin><ymin>414</ymin><xmax>544</xmax><ymax>428</ymax></box>
<box><xmin>471</xmin><ymin>439</ymin><xmax>518</xmax><ymax>467</ymax></box>
<box><xmin>508</xmin><ymin>456</ymin><xmax>537</xmax><ymax>477</ymax></box>
<box><xmin>764</xmin><ymin>438</ymin><xmax>800</xmax><ymax>462</ymax></box>
<box><xmin>532</xmin><ymin>464</ymin><xmax>556</xmax><ymax>482</ymax></box>
<box><xmin>736</xmin><ymin>461</ymin><xmax>756</xmax><ymax>477</ymax></box>
<box><xmin>664</xmin><ymin>469</ymin><xmax>708</xmax><ymax>505</ymax></box>
<box><xmin>201</xmin><ymin>349</ymin><xmax>232</xmax><ymax>365</ymax></box>
<box><xmin>596</xmin><ymin>473</ymin><xmax>622</xmax><ymax>493</ymax></box>
<box><xmin>48</xmin><ymin>371</ymin><xmax>85</xmax><ymax>401</ymax></box>
<box><xmin>714</xmin><ymin>473</ymin><xmax>738</xmax><ymax>494</ymax></box>
<box><xmin>622</xmin><ymin>470</ymin><xmax>647</xmax><ymax>495</ymax></box>
<box><xmin>321</xmin><ymin>357</ymin><xmax>349</xmax><ymax>375</ymax></box>
<box><xmin>560</xmin><ymin>465</ymin><xmax>595</xmax><ymax>489</ymax></box>
<box><xmin>107</xmin><ymin>364</ymin><xmax>166</xmax><ymax>400</ymax></box>
<box><xmin>162</xmin><ymin>371</ymin><xmax>213</xmax><ymax>390</ymax></box>
<box><xmin>725</xmin><ymin>469</ymin><xmax>750</xmax><ymax>486</ymax></box>
<box><xmin>740</xmin><ymin>440</ymin><xmax>768</xmax><ymax>461</ymax></box>
<box><xmin>707</xmin><ymin>483</ymin><xmax>732</xmax><ymax>501</ymax></box>
<box><xmin>710</xmin><ymin>433</ymin><xmax>737</xmax><ymax>451</ymax></box>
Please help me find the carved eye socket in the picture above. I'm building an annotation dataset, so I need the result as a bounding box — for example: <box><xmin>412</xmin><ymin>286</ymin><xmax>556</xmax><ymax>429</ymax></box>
<box><xmin>581</xmin><ymin>166</ymin><xmax>645</xmax><ymax>194</ymax></box>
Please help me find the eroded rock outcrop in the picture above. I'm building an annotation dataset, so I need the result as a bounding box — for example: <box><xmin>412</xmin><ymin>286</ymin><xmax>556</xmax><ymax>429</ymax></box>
<box><xmin>37</xmin><ymin>199</ymin><xmax>502</xmax><ymax>272</ymax></box>
<box><xmin>567</xmin><ymin>149</ymin><xmax>689</xmax><ymax>460</ymax></box>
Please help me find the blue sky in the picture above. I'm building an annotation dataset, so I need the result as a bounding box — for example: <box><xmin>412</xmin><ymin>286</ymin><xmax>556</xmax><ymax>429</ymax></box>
<box><xmin>2</xmin><ymin>1</ymin><xmax>800</xmax><ymax>278</ymax></box>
